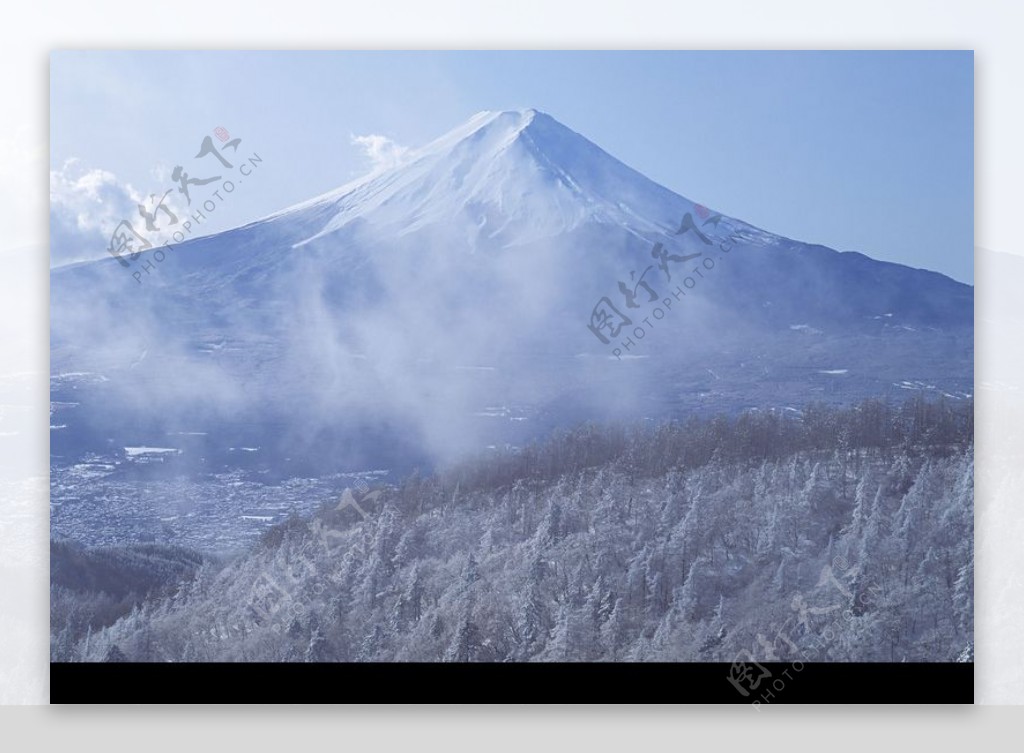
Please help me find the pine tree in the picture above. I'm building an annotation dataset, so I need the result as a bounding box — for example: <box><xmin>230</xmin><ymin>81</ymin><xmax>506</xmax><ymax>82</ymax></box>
<box><xmin>600</xmin><ymin>597</ymin><xmax>630</xmax><ymax>661</ymax></box>
<box><xmin>444</xmin><ymin>611</ymin><xmax>482</xmax><ymax>662</ymax></box>
<box><xmin>952</xmin><ymin>561</ymin><xmax>973</xmax><ymax>636</ymax></box>
<box><xmin>517</xmin><ymin>555</ymin><xmax>551</xmax><ymax>658</ymax></box>
<box><xmin>847</xmin><ymin>464</ymin><xmax>880</xmax><ymax>540</ymax></box>
<box><xmin>104</xmin><ymin>644</ymin><xmax>128</xmax><ymax>663</ymax></box>
<box><xmin>358</xmin><ymin>625</ymin><xmax>385</xmax><ymax>661</ymax></box>
<box><xmin>305</xmin><ymin>614</ymin><xmax>330</xmax><ymax>662</ymax></box>
<box><xmin>697</xmin><ymin>595</ymin><xmax>728</xmax><ymax>658</ymax></box>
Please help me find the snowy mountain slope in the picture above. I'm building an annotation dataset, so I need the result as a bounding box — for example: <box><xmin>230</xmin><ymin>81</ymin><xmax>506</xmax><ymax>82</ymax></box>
<box><xmin>258</xmin><ymin>109</ymin><xmax>774</xmax><ymax>250</ymax></box>
<box><xmin>50</xmin><ymin>109</ymin><xmax>972</xmax><ymax>473</ymax></box>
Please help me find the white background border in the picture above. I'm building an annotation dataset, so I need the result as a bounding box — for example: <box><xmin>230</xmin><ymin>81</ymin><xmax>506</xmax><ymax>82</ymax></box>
<box><xmin>2</xmin><ymin>0</ymin><xmax>1022</xmax><ymax>748</ymax></box>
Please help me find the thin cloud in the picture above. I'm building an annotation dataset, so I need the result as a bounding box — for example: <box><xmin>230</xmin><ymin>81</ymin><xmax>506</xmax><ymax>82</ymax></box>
<box><xmin>350</xmin><ymin>133</ymin><xmax>409</xmax><ymax>172</ymax></box>
<box><xmin>49</xmin><ymin>159</ymin><xmax>186</xmax><ymax>267</ymax></box>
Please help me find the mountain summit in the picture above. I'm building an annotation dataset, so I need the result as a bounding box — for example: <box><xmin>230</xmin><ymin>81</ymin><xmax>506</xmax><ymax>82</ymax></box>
<box><xmin>262</xmin><ymin>108</ymin><xmax>769</xmax><ymax>252</ymax></box>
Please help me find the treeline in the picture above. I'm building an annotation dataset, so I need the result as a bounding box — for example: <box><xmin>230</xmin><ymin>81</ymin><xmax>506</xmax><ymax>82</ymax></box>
<box><xmin>411</xmin><ymin>396</ymin><xmax>972</xmax><ymax>502</ymax></box>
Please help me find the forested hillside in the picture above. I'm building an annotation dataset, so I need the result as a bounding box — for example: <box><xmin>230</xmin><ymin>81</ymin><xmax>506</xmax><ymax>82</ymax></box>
<box><xmin>50</xmin><ymin>541</ymin><xmax>207</xmax><ymax>662</ymax></box>
<box><xmin>53</xmin><ymin>398</ymin><xmax>973</xmax><ymax>663</ymax></box>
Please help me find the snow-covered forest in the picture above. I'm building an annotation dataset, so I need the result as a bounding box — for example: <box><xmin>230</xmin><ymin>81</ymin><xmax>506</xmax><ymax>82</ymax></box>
<box><xmin>52</xmin><ymin>397</ymin><xmax>973</xmax><ymax>663</ymax></box>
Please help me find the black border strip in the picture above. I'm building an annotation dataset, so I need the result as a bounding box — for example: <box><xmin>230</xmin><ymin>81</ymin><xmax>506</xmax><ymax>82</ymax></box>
<box><xmin>51</xmin><ymin>662</ymin><xmax>972</xmax><ymax>704</ymax></box>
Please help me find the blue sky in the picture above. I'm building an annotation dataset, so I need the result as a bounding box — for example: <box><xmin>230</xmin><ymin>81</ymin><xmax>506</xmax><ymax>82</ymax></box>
<box><xmin>50</xmin><ymin>50</ymin><xmax>973</xmax><ymax>282</ymax></box>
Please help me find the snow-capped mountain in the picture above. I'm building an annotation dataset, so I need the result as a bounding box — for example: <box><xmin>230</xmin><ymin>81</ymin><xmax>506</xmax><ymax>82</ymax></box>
<box><xmin>50</xmin><ymin>109</ymin><xmax>972</xmax><ymax>474</ymax></box>
<box><xmin>260</xmin><ymin>109</ymin><xmax>774</xmax><ymax>249</ymax></box>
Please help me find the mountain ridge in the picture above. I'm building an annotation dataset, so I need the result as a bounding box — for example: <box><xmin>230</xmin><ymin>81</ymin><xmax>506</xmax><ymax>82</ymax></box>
<box><xmin>50</xmin><ymin>108</ymin><xmax>972</xmax><ymax>477</ymax></box>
